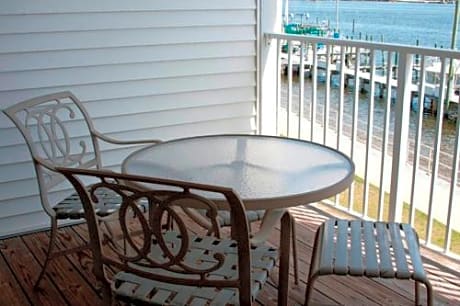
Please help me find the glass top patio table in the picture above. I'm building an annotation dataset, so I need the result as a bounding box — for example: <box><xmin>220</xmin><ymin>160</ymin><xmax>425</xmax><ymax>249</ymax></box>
<box><xmin>122</xmin><ymin>134</ymin><xmax>355</xmax><ymax>211</ymax></box>
<box><xmin>121</xmin><ymin>134</ymin><xmax>355</xmax><ymax>306</ymax></box>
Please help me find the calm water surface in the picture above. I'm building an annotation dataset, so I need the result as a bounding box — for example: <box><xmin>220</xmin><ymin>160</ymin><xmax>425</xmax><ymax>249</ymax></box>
<box><xmin>282</xmin><ymin>1</ymin><xmax>459</xmax><ymax>179</ymax></box>
<box><xmin>289</xmin><ymin>0</ymin><xmax>459</xmax><ymax>48</ymax></box>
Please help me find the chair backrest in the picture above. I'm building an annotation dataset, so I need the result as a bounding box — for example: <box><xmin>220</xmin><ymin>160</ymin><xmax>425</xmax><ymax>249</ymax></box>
<box><xmin>3</xmin><ymin>92</ymin><xmax>102</xmax><ymax>214</ymax></box>
<box><xmin>57</xmin><ymin>167</ymin><xmax>253</xmax><ymax>305</ymax></box>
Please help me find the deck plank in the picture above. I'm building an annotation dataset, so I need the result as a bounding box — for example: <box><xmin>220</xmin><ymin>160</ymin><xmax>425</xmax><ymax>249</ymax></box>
<box><xmin>0</xmin><ymin>205</ymin><xmax>459</xmax><ymax>306</ymax></box>
<box><xmin>22</xmin><ymin>231</ymin><xmax>102</xmax><ymax>305</ymax></box>
<box><xmin>0</xmin><ymin>237</ymin><xmax>67</xmax><ymax>306</ymax></box>
<box><xmin>0</xmin><ymin>249</ymin><xmax>30</xmax><ymax>306</ymax></box>
<box><xmin>51</xmin><ymin>226</ymin><xmax>99</xmax><ymax>287</ymax></box>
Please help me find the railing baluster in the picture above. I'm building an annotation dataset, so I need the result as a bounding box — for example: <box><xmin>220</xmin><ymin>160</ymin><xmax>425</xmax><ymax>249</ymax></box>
<box><xmin>298</xmin><ymin>42</ymin><xmax>306</xmax><ymax>139</ymax></box>
<box><xmin>287</xmin><ymin>40</ymin><xmax>293</xmax><ymax>137</ymax></box>
<box><xmin>445</xmin><ymin>93</ymin><xmax>460</xmax><ymax>253</ymax></box>
<box><xmin>335</xmin><ymin>46</ymin><xmax>347</xmax><ymax>208</ymax></box>
<box><xmin>378</xmin><ymin>51</ymin><xmax>394</xmax><ymax>221</ymax></box>
<box><xmin>409</xmin><ymin>55</ymin><xmax>427</xmax><ymax>225</ymax></box>
<box><xmin>348</xmin><ymin>47</ymin><xmax>361</xmax><ymax>212</ymax></box>
<box><xmin>276</xmin><ymin>39</ymin><xmax>282</xmax><ymax>136</ymax></box>
<box><xmin>389</xmin><ymin>52</ymin><xmax>413</xmax><ymax>223</ymax></box>
<box><xmin>363</xmin><ymin>49</ymin><xmax>376</xmax><ymax>217</ymax></box>
<box><xmin>337</xmin><ymin>46</ymin><xmax>346</xmax><ymax>151</ymax></box>
<box><xmin>311</xmin><ymin>43</ymin><xmax>318</xmax><ymax>142</ymax></box>
<box><xmin>426</xmin><ymin>57</ymin><xmax>448</xmax><ymax>244</ymax></box>
<box><xmin>324</xmin><ymin>44</ymin><xmax>332</xmax><ymax>145</ymax></box>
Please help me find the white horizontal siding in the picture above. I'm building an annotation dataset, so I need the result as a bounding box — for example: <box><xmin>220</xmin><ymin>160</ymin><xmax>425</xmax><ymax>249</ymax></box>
<box><xmin>2</xmin><ymin>87</ymin><xmax>256</xmax><ymax>143</ymax></box>
<box><xmin>0</xmin><ymin>72</ymin><xmax>255</xmax><ymax>120</ymax></box>
<box><xmin>0</xmin><ymin>42</ymin><xmax>255</xmax><ymax>72</ymax></box>
<box><xmin>0</xmin><ymin>212</ymin><xmax>61</xmax><ymax>238</ymax></box>
<box><xmin>0</xmin><ymin>26</ymin><xmax>254</xmax><ymax>53</ymax></box>
<box><xmin>0</xmin><ymin>11</ymin><xmax>255</xmax><ymax>34</ymax></box>
<box><xmin>0</xmin><ymin>57</ymin><xmax>255</xmax><ymax>91</ymax></box>
<box><xmin>0</xmin><ymin>0</ymin><xmax>256</xmax><ymax>14</ymax></box>
<box><xmin>0</xmin><ymin>0</ymin><xmax>258</xmax><ymax>237</ymax></box>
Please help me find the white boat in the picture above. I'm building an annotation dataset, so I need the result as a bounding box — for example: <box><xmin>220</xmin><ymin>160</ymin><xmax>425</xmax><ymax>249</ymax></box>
<box><xmin>422</xmin><ymin>58</ymin><xmax>460</xmax><ymax>104</ymax></box>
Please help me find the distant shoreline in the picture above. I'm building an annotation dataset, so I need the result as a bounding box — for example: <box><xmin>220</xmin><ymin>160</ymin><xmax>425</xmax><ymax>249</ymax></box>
<box><xmin>338</xmin><ymin>0</ymin><xmax>453</xmax><ymax>3</ymax></box>
<box><xmin>389</xmin><ymin>0</ymin><xmax>451</xmax><ymax>3</ymax></box>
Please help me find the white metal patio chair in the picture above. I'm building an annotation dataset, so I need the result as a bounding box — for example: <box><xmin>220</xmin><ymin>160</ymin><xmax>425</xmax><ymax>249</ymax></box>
<box><xmin>3</xmin><ymin>91</ymin><xmax>161</xmax><ymax>288</ymax></box>
<box><xmin>187</xmin><ymin>207</ymin><xmax>300</xmax><ymax>284</ymax></box>
<box><xmin>58</xmin><ymin>167</ymin><xmax>284</xmax><ymax>305</ymax></box>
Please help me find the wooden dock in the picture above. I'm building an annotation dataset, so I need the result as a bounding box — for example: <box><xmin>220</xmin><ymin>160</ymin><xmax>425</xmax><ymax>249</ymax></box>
<box><xmin>281</xmin><ymin>51</ymin><xmax>418</xmax><ymax>94</ymax></box>
<box><xmin>281</xmin><ymin>47</ymin><xmax>459</xmax><ymax>116</ymax></box>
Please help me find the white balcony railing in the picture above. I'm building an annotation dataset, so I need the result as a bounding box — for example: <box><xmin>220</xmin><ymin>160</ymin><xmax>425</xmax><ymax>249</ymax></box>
<box><xmin>264</xmin><ymin>32</ymin><xmax>460</xmax><ymax>259</ymax></box>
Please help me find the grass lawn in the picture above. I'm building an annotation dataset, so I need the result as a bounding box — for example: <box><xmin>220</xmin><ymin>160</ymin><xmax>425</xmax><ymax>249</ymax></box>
<box><xmin>334</xmin><ymin>176</ymin><xmax>460</xmax><ymax>255</ymax></box>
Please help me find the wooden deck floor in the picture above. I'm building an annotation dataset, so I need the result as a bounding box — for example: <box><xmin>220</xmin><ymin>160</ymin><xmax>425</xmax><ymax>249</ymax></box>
<box><xmin>1</xmin><ymin>204</ymin><xmax>459</xmax><ymax>306</ymax></box>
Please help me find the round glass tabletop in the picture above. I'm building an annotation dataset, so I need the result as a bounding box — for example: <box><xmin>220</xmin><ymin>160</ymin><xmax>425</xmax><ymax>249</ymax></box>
<box><xmin>122</xmin><ymin>134</ymin><xmax>355</xmax><ymax>210</ymax></box>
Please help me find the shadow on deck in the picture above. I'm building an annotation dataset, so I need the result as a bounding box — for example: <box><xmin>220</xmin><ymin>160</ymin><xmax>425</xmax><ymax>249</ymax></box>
<box><xmin>1</xmin><ymin>203</ymin><xmax>459</xmax><ymax>305</ymax></box>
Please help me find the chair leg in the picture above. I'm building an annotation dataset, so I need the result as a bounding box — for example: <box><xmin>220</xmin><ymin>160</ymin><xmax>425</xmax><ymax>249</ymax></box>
<box><xmin>424</xmin><ymin>280</ymin><xmax>434</xmax><ymax>306</ymax></box>
<box><xmin>290</xmin><ymin>214</ymin><xmax>299</xmax><ymax>285</ymax></box>
<box><xmin>415</xmin><ymin>281</ymin><xmax>420</xmax><ymax>305</ymax></box>
<box><xmin>278</xmin><ymin>212</ymin><xmax>292</xmax><ymax>306</ymax></box>
<box><xmin>101</xmin><ymin>281</ymin><xmax>113</xmax><ymax>305</ymax></box>
<box><xmin>304</xmin><ymin>226</ymin><xmax>322</xmax><ymax>306</ymax></box>
<box><xmin>304</xmin><ymin>274</ymin><xmax>320</xmax><ymax>306</ymax></box>
<box><xmin>415</xmin><ymin>279</ymin><xmax>434</xmax><ymax>306</ymax></box>
<box><xmin>34</xmin><ymin>217</ymin><xmax>58</xmax><ymax>289</ymax></box>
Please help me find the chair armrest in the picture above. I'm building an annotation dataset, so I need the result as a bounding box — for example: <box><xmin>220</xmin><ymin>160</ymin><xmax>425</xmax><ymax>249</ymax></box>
<box><xmin>93</xmin><ymin>130</ymin><xmax>162</xmax><ymax>146</ymax></box>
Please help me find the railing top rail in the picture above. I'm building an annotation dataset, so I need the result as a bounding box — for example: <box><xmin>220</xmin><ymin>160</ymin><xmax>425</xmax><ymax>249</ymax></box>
<box><xmin>265</xmin><ymin>32</ymin><xmax>460</xmax><ymax>59</ymax></box>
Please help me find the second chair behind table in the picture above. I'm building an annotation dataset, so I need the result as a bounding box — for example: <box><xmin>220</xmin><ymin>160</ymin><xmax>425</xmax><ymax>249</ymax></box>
<box><xmin>2</xmin><ymin>91</ymin><xmax>162</xmax><ymax>288</ymax></box>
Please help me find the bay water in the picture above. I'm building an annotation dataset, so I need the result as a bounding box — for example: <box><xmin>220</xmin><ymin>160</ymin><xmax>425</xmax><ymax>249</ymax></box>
<box><xmin>289</xmin><ymin>0</ymin><xmax>459</xmax><ymax>48</ymax></box>
<box><xmin>282</xmin><ymin>0</ymin><xmax>459</xmax><ymax>180</ymax></box>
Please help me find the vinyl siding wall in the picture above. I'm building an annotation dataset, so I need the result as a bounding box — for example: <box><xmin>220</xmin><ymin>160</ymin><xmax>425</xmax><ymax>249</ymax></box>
<box><xmin>0</xmin><ymin>0</ymin><xmax>258</xmax><ymax>237</ymax></box>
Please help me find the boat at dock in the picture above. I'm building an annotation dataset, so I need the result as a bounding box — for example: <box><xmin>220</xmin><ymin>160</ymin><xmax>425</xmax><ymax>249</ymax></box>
<box><xmin>284</xmin><ymin>22</ymin><xmax>328</xmax><ymax>36</ymax></box>
<box><xmin>283</xmin><ymin>11</ymin><xmax>339</xmax><ymax>38</ymax></box>
<box><xmin>422</xmin><ymin>59</ymin><xmax>460</xmax><ymax>104</ymax></box>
